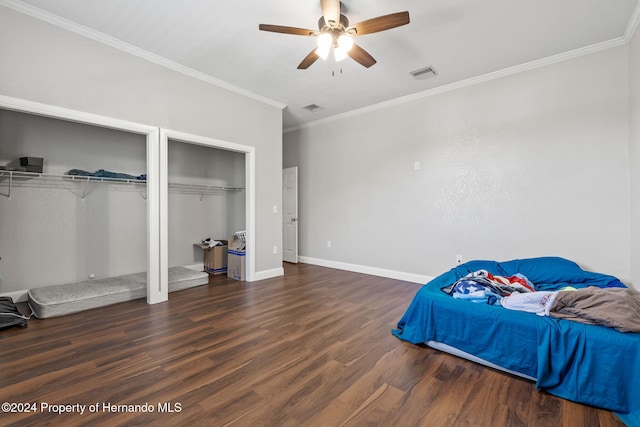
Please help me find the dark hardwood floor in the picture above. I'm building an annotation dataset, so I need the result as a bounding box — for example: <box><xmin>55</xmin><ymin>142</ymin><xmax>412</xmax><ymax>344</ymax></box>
<box><xmin>0</xmin><ymin>263</ymin><xmax>625</xmax><ymax>426</ymax></box>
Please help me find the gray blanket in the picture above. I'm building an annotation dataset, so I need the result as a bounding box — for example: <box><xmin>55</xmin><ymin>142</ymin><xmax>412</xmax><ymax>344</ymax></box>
<box><xmin>550</xmin><ymin>286</ymin><xmax>640</xmax><ymax>333</ymax></box>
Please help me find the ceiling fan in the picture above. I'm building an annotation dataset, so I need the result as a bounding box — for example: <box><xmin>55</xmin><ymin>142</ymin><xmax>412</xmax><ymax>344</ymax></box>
<box><xmin>259</xmin><ymin>0</ymin><xmax>410</xmax><ymax>69</ymax></box>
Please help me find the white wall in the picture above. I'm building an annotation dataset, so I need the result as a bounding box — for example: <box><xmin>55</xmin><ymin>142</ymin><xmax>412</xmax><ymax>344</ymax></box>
<box><xmin>630</xmin><ymin>28</ymin><xmax>640</xmax><ymax>289</ymax></box>
<box><xmin>284</xmin><ymin>46</ymin><xmax>633</xmax><ymax>286</ymax></box>
<box><xmin>0</xmin><ymin>6</ymin><xmax>284</xmax><ymax>292</ymax></box>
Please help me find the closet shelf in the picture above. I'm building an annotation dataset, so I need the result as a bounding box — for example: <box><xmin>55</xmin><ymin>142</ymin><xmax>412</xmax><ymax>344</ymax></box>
<box><xmin>167</xmin><ymin>182</ymin><xmax>244</xmax><ymax>194</ymax></box>
<box><xmin>0</xmin><ymin>170</ymin><xmax>244</xmax><ymax>198</ymax></box>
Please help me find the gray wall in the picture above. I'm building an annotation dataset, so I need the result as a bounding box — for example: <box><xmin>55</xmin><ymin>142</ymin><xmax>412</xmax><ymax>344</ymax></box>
<box><xmin>285</xmin><ymin>45</ymin><xmax>635</xmax><ymax>287</ymax></box>
<box><xmin>0</xmin><ymin>111</ymin><xmax>148</xmax><ymax>290</ymax></box>
<box><xmin>631</xmin><ymin>29</ymin><xmax>640</xmax><ymax>289</ymax></box>
<box><xmin>0</xmin><ymin>6</ymin><xmax>283</xmax><ymax>289</ymax></box>
<box><xmin>167</xmin><ymin>140</ymin><xmax>246</xmax><ymax>268</ymax></box>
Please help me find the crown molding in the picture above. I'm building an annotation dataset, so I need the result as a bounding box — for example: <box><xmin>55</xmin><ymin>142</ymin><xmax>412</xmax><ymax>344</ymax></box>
<box><xmin>284</xmin><ymin>37</ymin><xmax>626</xmax><ymax>134</ymax></box>
<box><xmin>0</xmin><ymin>0</ymin><xmax>287</xmax><ymax>110</ymax></box>
<box><xmin>624</xmin><ymin>0</ymin><xmax>640</xmax><ymax>43</ymax></box>
<box><xmin>2</xmin><ymin>0</ymin><xmax>634</xmax><ymax>132</ymax></box>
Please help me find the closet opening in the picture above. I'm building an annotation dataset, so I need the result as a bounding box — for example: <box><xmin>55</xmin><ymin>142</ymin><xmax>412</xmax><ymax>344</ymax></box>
<box><xmin>167</xmin><ymin>140</ymin><xmax>245</xmax><ymax>280</ymax></box>
<box><xmin>0</xmin><ymin>96</ymin><xmax>256</xmax><ymax>306</ymax></box>
<box><xmin>160</xmin><ymin>129</ymin><xmax>256</xmax><ymax>297</ymax></box>
<box><xmin>0</xmin><ymin>96</ymin><xmax>158</xmax><ymax>304</ymax></box>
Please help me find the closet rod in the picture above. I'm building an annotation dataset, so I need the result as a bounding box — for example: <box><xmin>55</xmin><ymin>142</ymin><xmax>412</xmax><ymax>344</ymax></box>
<box><xmin>0</xmin><ymin>170</ymin><xmax>244</xmax><ymax>198</ymax></box>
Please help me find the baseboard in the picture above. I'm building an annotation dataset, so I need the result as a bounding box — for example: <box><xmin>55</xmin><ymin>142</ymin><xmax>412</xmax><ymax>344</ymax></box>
<box><xmin>252</xmin><ymin>267</ymin><xmax>285</xmax><ymax>282</ymax></box>
<box><xmin>0</xmin><ymin>289</ymin><xmax>29</xmax><ymax>303</ymax></box>
<box><xmin>2</xmin><ymin>262</ymin><xmax>415</xmax><ymax>301</ymax></box>
<box><xmin>183</xmin><ymin>264</ymin><xmax>285</xmax><ymax>282</ymax></box>
<box><xmin>297</xmin><ymin>256</ymin><xmax>432</xmax><ymax>284</ymax></box>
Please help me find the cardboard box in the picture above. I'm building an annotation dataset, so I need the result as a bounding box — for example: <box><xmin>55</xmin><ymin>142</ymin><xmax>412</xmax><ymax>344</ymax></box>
<box><xmin>194</xmin><ymin>240</ymin><xmax>228</xmax><ymax>275</ymax></box>
<box><xmin>227</xmin><ymin>233</ymin><xmax>246</xmax><ymax>281</ymax></box>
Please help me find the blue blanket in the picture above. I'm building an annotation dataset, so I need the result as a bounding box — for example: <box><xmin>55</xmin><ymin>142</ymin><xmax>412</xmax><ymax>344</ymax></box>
<box><xmin>392</xmin><ymin>257</ymin><xmax>640</xmax><ymax>426</ymax></box>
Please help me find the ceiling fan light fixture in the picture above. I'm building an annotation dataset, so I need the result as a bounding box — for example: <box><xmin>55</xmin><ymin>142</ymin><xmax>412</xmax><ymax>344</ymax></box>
<box><xmin>333</xmin><ymin>34</ymin><xmax>353</xmax><ymax>61</ymax></box>
<box><xmin>334</xmin><ymin>47</ymin><xmax>348</xmax><ymax>62</ymax></box>
<box><xmin>317</xmin><ymin>33</ymin><xmax>332</xmax><ymax>49</ymax></box>
<box><xmin>337</xmin><ymin>34</ymin><xmax>353</xmax><ymax>52</ymax></box>
<box><xmin>316</xmin><ymin>45</ymin><xmax>330</xmax><ymax>60</ymax></box>
<box><xmin>316</xmin><ymin>32</ymin><xmax>333</xmax><ymax>60</ymax></box>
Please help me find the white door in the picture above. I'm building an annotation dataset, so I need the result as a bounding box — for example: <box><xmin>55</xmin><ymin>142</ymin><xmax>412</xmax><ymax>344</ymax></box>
<box><xmin>283</xmin><ymin>167</ymin><xmax>298</xmax><ymax>263</ymax></box>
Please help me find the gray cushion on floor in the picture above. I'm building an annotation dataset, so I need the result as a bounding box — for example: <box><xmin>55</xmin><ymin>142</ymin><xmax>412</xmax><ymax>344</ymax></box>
<box><xmin>28</xmin><ymin>267</ymin><xmax>208</xmax><ymax>318</ymax></box>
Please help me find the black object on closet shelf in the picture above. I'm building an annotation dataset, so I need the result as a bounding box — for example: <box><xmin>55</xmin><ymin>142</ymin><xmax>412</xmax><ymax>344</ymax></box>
<box><xmin>0</xmin><ymin>297</ymin><xmax>28</xmax><ymax>330</ymax></box>
<box><xmin>20</xmin><ymin>157</ymin><xmax>44</xmax><ymax>174</ymax></box>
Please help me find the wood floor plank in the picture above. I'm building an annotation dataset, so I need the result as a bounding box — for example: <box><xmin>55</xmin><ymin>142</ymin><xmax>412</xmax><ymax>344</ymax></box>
<box><xmin>0</xmin><ymin>263</ymin><xmax>625</xmax><ymax>426</ymax></box>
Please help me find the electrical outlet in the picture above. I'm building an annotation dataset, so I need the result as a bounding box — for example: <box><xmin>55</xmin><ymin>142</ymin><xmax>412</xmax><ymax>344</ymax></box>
<box><xmin>327</xmin><ymin>241</ymin><xmax>332</xmax><ymax>248</ymax></box>
<box><xmin>456</xmin><ymin>255</ymin><xmax>463</xmax><ymax>265</ymax></box>
<box><xmin>414</xmin><ymin>161</ymin><xmax>420</xmax><ymax>170</ymax></box>
<box><xmin>273</xmin><ymin>246</ymin><xmax>278</xmax><ymax>254</ymax></box>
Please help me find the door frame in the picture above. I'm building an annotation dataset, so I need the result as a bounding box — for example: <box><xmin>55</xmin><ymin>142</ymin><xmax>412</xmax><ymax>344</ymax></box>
<box><xmin>160</xmin><ymin>129</ymin><xmax>256</xmax><ymax>285</ymax></box>
<box><xmin>0</xmin><ymin>95</ymin><xmax>163</xmax><ymax>302</ymax></box>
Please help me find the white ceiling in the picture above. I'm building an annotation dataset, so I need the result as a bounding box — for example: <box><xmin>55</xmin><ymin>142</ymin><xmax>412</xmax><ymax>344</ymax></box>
<box><xmin>8</xmin><ymin>0</ymin><xmax>640</xmax><ymax>130</ymax></box>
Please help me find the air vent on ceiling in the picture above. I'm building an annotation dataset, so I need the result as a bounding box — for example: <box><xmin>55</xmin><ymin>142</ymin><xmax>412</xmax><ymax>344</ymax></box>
<box><xmin>303</xmin><ymin>104</ymin><xmax>325</xmax><ymax>112</ymax></box>
<box><xmin>410</xmin><ymin>66</ymin><xmax>437</xmax><ymax>80</ymax></box>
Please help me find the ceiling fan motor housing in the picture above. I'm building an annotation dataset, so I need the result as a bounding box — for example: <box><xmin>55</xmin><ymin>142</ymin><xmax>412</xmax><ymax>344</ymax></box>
<box><xmin>318</xmin><ymin>14</ymin><xmax>351</xmax><ymax>32</ymax></box>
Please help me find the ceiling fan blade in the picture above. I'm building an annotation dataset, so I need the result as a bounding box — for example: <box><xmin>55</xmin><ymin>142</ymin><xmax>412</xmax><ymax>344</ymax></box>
<box><xmin>259</xmin><ymin>24</ymin><xmax>317</xmax><ymax>36</ymax></box>
<box><xmin>297</xmin><ymin>49</ymin><xmax>320</xmax><ymax>69</ymax></box>
<box><xmin>348</xmin><ymin>11</ymin><xmax>410</xmax><ymax>36</ymax></box>
<box><xmin>348</xmin><ymin>43</ymin><xmax>376</xmax><ymax>68</ymax></box>
<box><xmin>320</xmin><ymin>0</ymin><xmax>341</xmax><ymax>28</ymax></box>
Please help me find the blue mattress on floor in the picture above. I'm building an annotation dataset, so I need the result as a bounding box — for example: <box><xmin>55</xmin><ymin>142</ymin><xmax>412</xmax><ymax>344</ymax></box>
<box><xmin>392</xmin><ymin>257</ymin><xmax>640</xmax><ymax>427</ymax></box>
